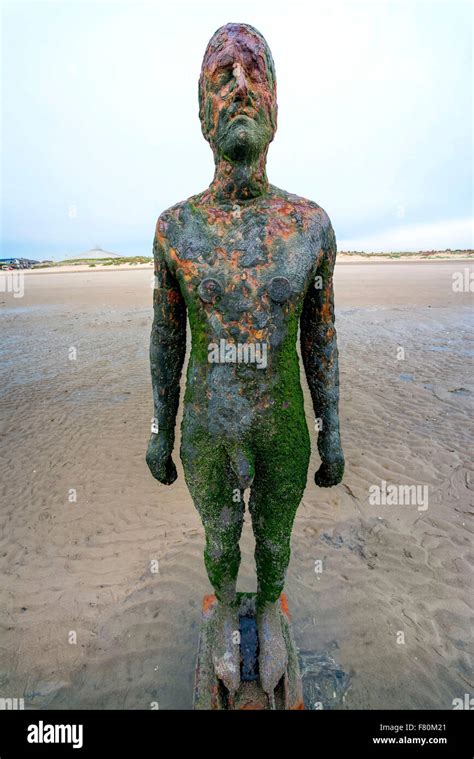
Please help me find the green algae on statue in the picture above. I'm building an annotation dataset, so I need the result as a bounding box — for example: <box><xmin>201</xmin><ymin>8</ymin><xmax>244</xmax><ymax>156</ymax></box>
<box><xmin>146</xmin><ymin>22</ymin><xmax>344</xmax><ymax>705</ymax></box>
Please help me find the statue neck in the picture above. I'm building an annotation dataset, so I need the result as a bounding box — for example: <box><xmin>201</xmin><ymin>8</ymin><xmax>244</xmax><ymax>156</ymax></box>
<box><xmin>209</xmin><ymin>153</ymin><xmax>269</xmax><ymax>204</ymax></box>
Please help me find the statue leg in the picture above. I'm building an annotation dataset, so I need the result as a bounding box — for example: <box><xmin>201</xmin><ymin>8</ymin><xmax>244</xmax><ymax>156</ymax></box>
<box><xmin>249</xmin><ymin>421</ymin><xmax>310</xmax><ymax>699</ymax></box>
<box><xmin>181</xmin><ymin>425</ymin><xmax>244</xmax><ymax>697</ymax></box>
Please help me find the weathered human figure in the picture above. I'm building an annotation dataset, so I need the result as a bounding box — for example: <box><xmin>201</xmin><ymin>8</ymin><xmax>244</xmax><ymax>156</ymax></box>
<box><xmin>146</xmin><ymin>22</ymin><xmax>344</xmax><ymax>703</ymax></box>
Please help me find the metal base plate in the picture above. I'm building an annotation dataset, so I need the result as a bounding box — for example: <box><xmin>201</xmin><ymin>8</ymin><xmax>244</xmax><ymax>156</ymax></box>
<box><xmin>193</xmin><ymin>592</ymin><xmax>304</xmax><ymax>710</ymax></box>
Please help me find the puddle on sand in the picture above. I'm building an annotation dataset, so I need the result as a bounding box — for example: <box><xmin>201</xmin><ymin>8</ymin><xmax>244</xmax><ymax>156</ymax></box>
<box><xmin>299</xmin><ymin>650</ymin><xmax>352</xmax><ymax>710</ymax></box>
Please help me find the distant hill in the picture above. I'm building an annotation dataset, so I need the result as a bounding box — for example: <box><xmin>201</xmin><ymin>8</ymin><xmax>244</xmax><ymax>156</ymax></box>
<box><xmin>69</xmin><ymin>246</ymin><xmax>123</xmax><ymax>260</ymax></box>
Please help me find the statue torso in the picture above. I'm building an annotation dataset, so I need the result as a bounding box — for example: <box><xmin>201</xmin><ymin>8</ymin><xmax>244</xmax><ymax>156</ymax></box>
<box><xmin>158</xmin><ymin>186</ymin><xmax>332</xmax><ymax>437</ymax></box>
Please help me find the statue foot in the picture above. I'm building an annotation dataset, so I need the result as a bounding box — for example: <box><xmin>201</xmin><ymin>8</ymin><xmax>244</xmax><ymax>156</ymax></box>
<box><xmin>210</xmin><ymin>601</ymin><xmax>241</xmax><ymax>699</ymax></box>
<box><xmin>257</xmin><ymin>600</ymin><xmax>288</xmax><ymax>702</ymax></box>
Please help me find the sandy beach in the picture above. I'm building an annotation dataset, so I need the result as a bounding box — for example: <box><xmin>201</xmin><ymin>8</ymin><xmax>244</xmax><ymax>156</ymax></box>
<box><xmin>0</xmin><ymin>260</ymin><xmax>472</xmax><ymax>710</ymax></box>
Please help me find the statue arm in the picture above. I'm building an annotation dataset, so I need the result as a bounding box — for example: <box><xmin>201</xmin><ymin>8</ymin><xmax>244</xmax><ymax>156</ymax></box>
<box><xmin>146</xmin><ymin>221</ymin><xmax>187</xmax><ymax>485</ymax></box>
<box><xmin>300</xmin><ymin>222</ymin><xmax>344</xmax><ymax>487</ymax></box>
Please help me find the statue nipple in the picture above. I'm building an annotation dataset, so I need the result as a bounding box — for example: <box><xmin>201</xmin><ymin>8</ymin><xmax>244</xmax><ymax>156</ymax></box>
<box><xmin>198</xmin><ymin>277</ymin><xmax>223</xmax><ymax>303</ymax></box>
<box><xmin>268</xmin><ymin>276</ymin><xmax>291</xmax><ymax>303</ymax></box>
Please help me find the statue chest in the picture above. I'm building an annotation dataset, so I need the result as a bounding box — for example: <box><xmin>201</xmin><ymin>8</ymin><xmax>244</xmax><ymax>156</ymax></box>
<box><xmin>168</xmin><ymin>226</ymin><xmax>318</xmax><ymax>319</ymax></box>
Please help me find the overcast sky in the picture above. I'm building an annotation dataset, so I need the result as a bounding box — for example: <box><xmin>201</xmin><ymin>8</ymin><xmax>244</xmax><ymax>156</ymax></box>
<box><xmin>2</xmin><ymin>0</ymin><xmax>472</xmax><ymax>258</ymax></box>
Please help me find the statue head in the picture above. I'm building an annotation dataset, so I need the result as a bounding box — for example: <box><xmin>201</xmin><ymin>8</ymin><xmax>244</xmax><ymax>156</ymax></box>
<box><xmin>198</xmin><ymin>23</ymin><xmax>277</xmax><ymax>164</ymax></box>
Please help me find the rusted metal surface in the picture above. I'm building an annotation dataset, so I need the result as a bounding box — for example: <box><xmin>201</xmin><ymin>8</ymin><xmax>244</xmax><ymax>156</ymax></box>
<box><xmin>146</xmin><ymin>22</ymin><xmax>344</xmax><ymax>702</ymax></box>
<box><xmin>194</xmin><ymin>594</ymin><xmax>305</xmax><ymax>710</ymax></box>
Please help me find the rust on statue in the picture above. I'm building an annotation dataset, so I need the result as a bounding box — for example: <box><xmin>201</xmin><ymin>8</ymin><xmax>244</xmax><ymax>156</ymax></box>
<box><xmin>146</xmin><ymin>22</ymin><xmax>344</xmax><ymax>709</ymax></box>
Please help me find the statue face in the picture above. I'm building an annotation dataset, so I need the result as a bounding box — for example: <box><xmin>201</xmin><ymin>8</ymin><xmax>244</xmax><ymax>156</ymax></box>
<box><xmin>199</xmin><ymin>25</ymin><xmax>277</xmax><ymax>162</ymax></box>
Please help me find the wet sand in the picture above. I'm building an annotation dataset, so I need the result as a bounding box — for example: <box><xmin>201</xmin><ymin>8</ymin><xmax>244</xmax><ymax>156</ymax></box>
<box><xmin>0</xmin><ymin>261</ymin><xmax>472</xmax><ymax>709</ymax></box>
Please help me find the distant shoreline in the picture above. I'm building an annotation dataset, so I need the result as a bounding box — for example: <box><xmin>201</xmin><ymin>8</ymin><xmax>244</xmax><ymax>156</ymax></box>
<box><xmin>21</xmin><ymin>250</ymin><xmax>474</xmax><ymax>274</ymax></box>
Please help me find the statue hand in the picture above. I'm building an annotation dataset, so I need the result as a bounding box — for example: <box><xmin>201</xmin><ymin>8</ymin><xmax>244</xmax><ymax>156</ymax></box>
<box><xmin>314</xmin><ymin>457</ymin><xmax>344</xmax><ymax>488</ymax></box>
<box><xmin>146</xmin><ymin>433</ymin><xmax>177</xmax><ymax>485</ymax></box>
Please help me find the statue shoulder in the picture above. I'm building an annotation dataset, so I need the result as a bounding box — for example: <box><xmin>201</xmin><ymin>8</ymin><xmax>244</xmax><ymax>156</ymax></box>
<box><xmin>269</xmin><ymin>185</ymin><xmax>335</xmax><ymax>251</ymax></box>
<box><xmin>270</xmin><ymin>186</ymin><xmax>332</xmax><ymax>226</ymax></box>
<box><xmin>155</xmin><ymin>193</ymin><xmax>205</xmax><ymax>244</ymax></box>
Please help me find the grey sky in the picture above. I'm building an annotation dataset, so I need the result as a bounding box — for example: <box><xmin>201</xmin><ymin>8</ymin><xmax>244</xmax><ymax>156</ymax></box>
<box><xmin>2</xmin><ymin>0</ymin><xmax>472</xmax><ymax>258</ymax></box>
